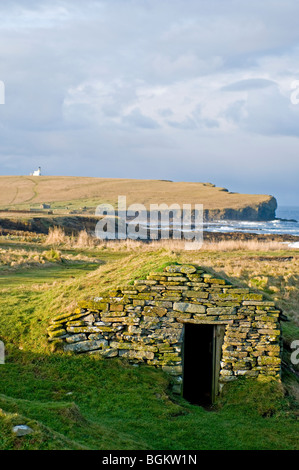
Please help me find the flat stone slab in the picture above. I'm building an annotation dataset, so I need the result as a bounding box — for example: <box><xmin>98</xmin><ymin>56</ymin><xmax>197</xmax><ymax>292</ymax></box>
<box><xmin>173</xmin><ymin>302</ymin><xmax>206</xmax><ymax>314</ymax></box>
<box><xmin>64</xmin><ymin>339</ymin><xmax>108</xmax><ymax>353</ymax></box>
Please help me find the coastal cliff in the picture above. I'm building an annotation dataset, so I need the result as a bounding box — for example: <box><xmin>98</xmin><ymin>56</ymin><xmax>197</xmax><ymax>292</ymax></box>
<box><xmin>0</xmin><ymin>177</ymin><xmax>277</xmax><ymax>232</ymax></box>
<box><xmin>203</xmin><ymin>196</ymin><xmax>277</xmax><ymax>221</ymax></box>
<box><xmin>0</xmin><ymin>196</ymin><xmax>278</xmax><ymax>238</ymax></box>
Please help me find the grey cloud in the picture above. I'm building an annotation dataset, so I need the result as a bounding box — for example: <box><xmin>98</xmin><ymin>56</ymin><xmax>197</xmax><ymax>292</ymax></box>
<box><xmin>167</xmin><ymin>117</ymin><xmax>197</xmax><ymax>130</ymax></box>
<box><xmin>122</xmin><ymin>108</ymin><xmax>160</xmax><ymax>129</ymax></box>
<box><xmin>221</xmin><ymin>78</ymin><xmax>277</xmax><ymax>92</ymax></box>
<box><xmin>224</xmin><ymin>100</ymin><xmax>247</xmax><ymax>124</ymax></box>
<box><xmin>191</xmin><ymin>105</ymin><xmax>220</xmax><ymax>129</ymax></box>
<box><xmin>225</xmin><ymin>86</ymin><xmax>299</xmax><ymax>137</ymax></box>
<box><xmin>201</xmin><ymin>118</ymin><xmax>220</xmax><ymax>129</ymax></box>
<box><xmin>158</xmin><ymin>108</ymin><xmax>174</xmax><ymax>117</ymax></box>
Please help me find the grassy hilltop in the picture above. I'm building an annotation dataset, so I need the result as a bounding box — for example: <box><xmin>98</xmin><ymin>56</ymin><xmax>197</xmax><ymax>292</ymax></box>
<box><xmin>0</xmin><ymin>230</ymin><xmax>298</xmax><ymax>450</ymax></box>
<box><xmin>0</xmin><ymin>175</ymin><xmax>277</xmax><ymax>220</ymax></box>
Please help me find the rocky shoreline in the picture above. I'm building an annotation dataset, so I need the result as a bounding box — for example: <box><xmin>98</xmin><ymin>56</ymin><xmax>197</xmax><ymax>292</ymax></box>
<box><xmin>1</xmin><ymin>225</ymin><xmax>299</xmax><ymax>245</ymax></box>
<box><xmin>1</xmin><ymin>211</ymin><xmax>299</xmax><ymax>244</ymax></box>
<box><xmin>202</xmin><ymin>231</ymin><xmax>299</xmax><ymax>243</ymax></box>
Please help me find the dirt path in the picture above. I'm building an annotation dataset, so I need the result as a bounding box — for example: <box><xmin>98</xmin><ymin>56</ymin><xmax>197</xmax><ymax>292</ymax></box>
<box><xmin>21</xmin><ymin>177</ymin><xmax>39</xmax><ymax>204</ymax></box>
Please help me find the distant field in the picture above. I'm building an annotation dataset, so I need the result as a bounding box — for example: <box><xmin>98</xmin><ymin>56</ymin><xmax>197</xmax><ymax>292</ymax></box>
<box><xmin>0</xmin><ymin>175</ymin><xmax>274</xmax><ymax>213</ymax></box>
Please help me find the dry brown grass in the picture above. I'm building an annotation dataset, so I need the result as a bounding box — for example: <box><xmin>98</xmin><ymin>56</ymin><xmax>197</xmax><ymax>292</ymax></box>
<box><xmin>0</xmin><ymin>175</ymin><xmax>273</xmax><ymax>210</ymax></box>
<box><xmin>43</xmin><ymin>227</ymin><xmax>292</xmax><ymax>253</ymax></box>
<box><xmin>0</xmin><ymin>247</ymin><xmax>43</xmax><ymax>267</ymax></box>
<box><xmin>96</xmin><ymin>238</ymin><xmax>290</xmax><ymax>253</ymax></box>
<box><xmin>45</xmin><ymin>227</ymin><xmax>98</xmax><ymax>249</ymax></box>
<box><xmin>201</xmin><ymin>239</ymin><xmax>288</xmax><ymax>251</ymax></box>
<box><xmin>74</xmin><ymin>230</ymin><xmax>97</xmax><ymax>248</ymax></box>
<box><xmin>0</xmin><ymin>247</ymin><xmax>61</xmax><ymax>268</ymax></box>
<box><xmin>45</xmin><ymin>227</ymin><xmax>67</xmax><ymax>245</ymax></box>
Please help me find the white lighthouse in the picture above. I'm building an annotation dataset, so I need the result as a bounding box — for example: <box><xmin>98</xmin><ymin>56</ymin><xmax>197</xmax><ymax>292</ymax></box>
<box><xmin>31</xmin><ymin>167</ymin><xmax>41</xmax><ymax>176</ymax></box>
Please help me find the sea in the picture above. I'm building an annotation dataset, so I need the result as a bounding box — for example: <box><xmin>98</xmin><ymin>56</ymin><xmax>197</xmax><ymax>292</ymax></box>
<box><xmin>113</xmin><ymin>206</ymin><xmax>299</xmax><ymax>246</ymax></box>
<box><xmin>203</xmin><ymin>206</ymin><xmax>299</xmax><ymax>247</ymax></box>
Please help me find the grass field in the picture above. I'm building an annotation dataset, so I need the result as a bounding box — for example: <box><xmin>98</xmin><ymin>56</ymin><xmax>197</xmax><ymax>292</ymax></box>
<box><xmin>0</xmin><ymin>232</ymin><xmax>299</xmax><ymax>450</ymax></box>
<box><xmin>0</xmin><ymin>175</ymin><xmax>275</xmax><ymax>213</ymax></box>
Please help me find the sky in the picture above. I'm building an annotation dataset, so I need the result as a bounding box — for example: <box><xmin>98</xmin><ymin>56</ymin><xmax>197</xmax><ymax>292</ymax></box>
<box><xmin>0</xmin><ymin>0</ymin><xmax>299</xmax><ymax>206</ymax></box>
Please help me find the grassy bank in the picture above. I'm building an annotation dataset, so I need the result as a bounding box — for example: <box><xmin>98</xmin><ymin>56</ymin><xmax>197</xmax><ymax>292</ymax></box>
<box><xmin>0</xmin><ymin>233</ymin><xmax>298</xmax><ymax>450</ymax></box>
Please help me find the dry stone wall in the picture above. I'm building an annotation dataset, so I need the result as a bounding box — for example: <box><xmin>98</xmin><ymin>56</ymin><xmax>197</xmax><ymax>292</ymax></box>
<box><xmin>47</xmin><ymin>264</ymin><xmax>282</xmax><ymax>395</ymax></box>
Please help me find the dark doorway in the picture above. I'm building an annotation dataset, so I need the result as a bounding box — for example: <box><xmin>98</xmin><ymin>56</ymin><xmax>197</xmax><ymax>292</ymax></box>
<box><xmin>183</xmin><ymin>323</ymin><xmax>224</xmax><ymax>406</ymax></box>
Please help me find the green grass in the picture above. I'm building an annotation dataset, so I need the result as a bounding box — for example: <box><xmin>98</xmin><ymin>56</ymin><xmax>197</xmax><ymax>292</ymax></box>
<box><xmin>0</xmin><ymin>263</ymin><xmax>100</xmax><ymax>288</ymax></box>
<box><xmin>0</xmin><ymin>239</ymin><xmax>299</xmax><ymax>450</ymax></box>
<box><xmin>1</xmin><ymin>351</ymin><xmax>298</xmax><ymax>450</ymax></box>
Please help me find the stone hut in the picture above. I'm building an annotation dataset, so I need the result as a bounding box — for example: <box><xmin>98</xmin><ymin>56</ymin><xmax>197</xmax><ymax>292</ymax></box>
<box><xmin>48</xmin><ymin>264</ymin><xmax>283</xmax><ymax>405</ymax></box>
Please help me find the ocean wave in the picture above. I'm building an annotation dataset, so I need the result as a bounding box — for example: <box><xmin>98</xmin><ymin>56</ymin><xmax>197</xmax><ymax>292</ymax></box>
<box><xmin>289</xmin><ymin>242</ymin><xmax>299</xmax><ymax>248</ymax></box>
<box><xmin>203</xmin><ymin>218</ymin><xmax>299</xmax><ymax>236</ymax></box>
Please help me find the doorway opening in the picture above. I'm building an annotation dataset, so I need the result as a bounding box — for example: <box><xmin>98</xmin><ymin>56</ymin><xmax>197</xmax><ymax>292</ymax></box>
<box><xmin>183</xmin><ymin>323</ymin><xmax>225</xmax><ymax>406</ymax></box>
